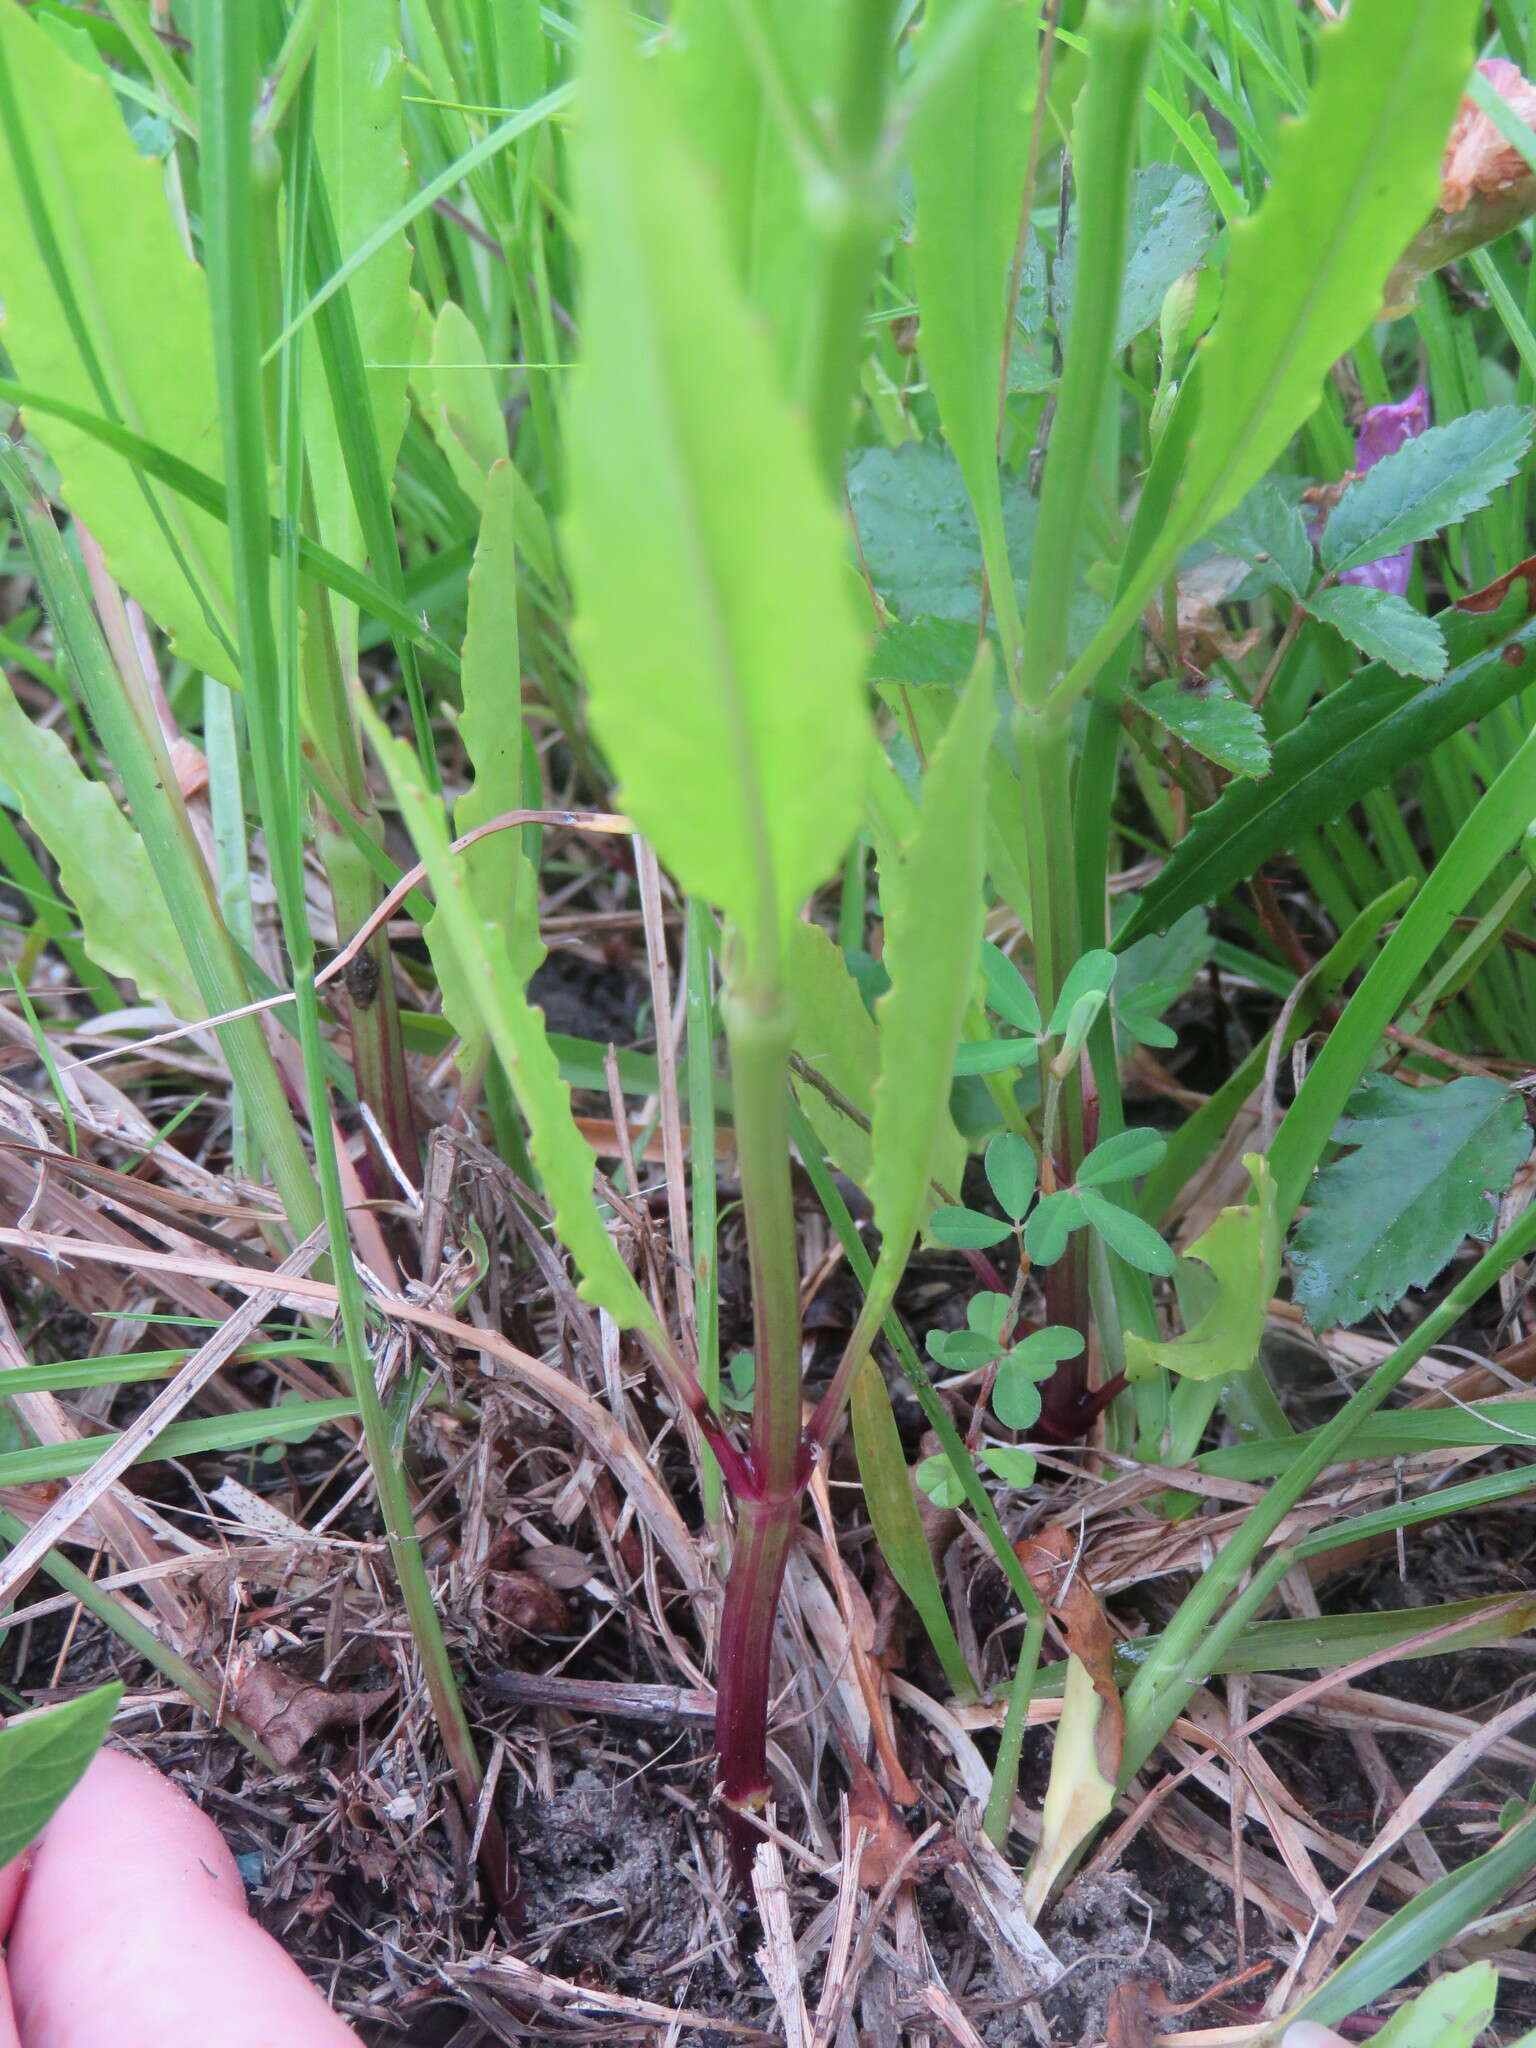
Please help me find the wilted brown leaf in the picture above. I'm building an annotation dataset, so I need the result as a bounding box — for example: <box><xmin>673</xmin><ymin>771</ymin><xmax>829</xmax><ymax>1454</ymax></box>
<box><xmin>1016</xmin><ymin>1527</ymin><xmax>1124</xmax><ymax>1781</ymax></box>
<box><xmin>229</xmin><ymin>1657</ymin><xmax>393</xmax><ymax>1767</ymax></box>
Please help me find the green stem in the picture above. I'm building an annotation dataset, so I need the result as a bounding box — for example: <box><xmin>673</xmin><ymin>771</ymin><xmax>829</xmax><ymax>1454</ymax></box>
<box><xmin>713</xmin><ymin>981</ymin><xmax>803</xmax><ymax>1876</ymax></box>
<box><xmin>1016</xmin><ymin>0</ymin><xmax>1159</xmax><ymax>717</ymax></box>
<box><xmin>798</xmin><ymin>0</ymin><xmax>903</xmax><ymax>488</ymax></box>
<box><xmin>685</xmin><ymin>901</ymin><xmax>723</xmax><ymax>1524</ymax></box>
<box><xmin>721</xmin><ymin>992</ymin><xmax>801</xmax><ymax>1501</ymax></box>
<box><xmin>982</xmin><ymin>1609</ymin><xmax>1047</xmax><ymax>1849</ymax></box>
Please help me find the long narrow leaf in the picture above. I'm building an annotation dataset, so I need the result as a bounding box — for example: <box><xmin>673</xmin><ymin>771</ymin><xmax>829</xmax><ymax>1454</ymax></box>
<box><xmin>564</xmin><ymin>0</ymin><xmax>870</xmax><ymax>976</ymax></box>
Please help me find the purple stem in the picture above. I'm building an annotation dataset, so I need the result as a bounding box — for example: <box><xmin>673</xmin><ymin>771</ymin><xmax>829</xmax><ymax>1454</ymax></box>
<box><xmin>713</xmin><ymin>1493</ymin><xmax>799</xmax><ymax>1884</ymax></box>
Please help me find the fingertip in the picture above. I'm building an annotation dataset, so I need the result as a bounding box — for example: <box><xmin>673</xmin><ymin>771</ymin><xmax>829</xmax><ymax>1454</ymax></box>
<box><xmin>6</xmin><ymin>1747</ymin><xmax>359</xmax><ymax>2047</ymax></box>
<box><xmin>1280</xmin><ymin>2025</ymin><xmax>1352</xmax><ymax>2048</ymax></box>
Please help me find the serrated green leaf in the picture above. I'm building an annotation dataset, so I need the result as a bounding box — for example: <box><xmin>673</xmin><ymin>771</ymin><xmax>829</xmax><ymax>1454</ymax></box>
<box><xmin>1078</xmin><ymin>1189</ymin><xmax>1176</xmax><ymax>1275</ymax></box>
<box><xmin>1056</xmin><ymin>162</ymin><xmax>1216</xmax><ymax>353</ymax></box>
<box><xmin>1024</xmin><ymin>1190</ymin><xmax>1084</xmax><ymax>1267</ymax></box>
<box><xmin>0</xmin><ymin>676</ymin><xmax>200</xmax><ymax>1017</ymax></box>
<box><xmin>980</xmin><ymin>942</ymin><xmax>1043</xmax><ymax>1034</ymax></box>
<box><xmin>1323</xmin><ymin>407</ymin><xmax>1536</xmax><ymax>574</ymax></box>
<box><xmin>565</xmin><ymin>1</ymin><xmax>870</xmax><ymax>967</ymax></box>
<box><xmin>1078</xmin><ymin>1128</ymin><xmax>1167</xmax><ymax>1187</ymax></box>
<box><xmin>0</xmin><ymin>1682</ymin><xmax>121</xmax><ymax>1866</ymax></box>
<box><xmin>1063</xmin><ymin>0</ymin><xmax>1479</xmax><ymax>696</ymax></box>
<box><xmin>1114</xmin><ymin>596</ymin><xmax>1536</xmax><ymax>948</ymax></box>
<box><xmin>1126</xmin><ymin>1157</ymin><xmax>1280</xmax><ymax>1381</ymax></box>
<box><xmin>427</xmin><ymin>461</ymin><xmax>542</xmax><ymax>1071</ymax></box>
<box><xmin>1292</xmin><ymin>1074</ymin><xmax>1532</xmax><ymax>1330</ymax></box>
<box><xmin>929</xmin><ymin>1204</ymin><xmax>1012</xmax><ymax>1250</ymax></box>
<box><xmin>1141</xmin><ymin>678</ymin><xmax>1272</xmax><ymax>777</ymax></box>
<box><xmin>1218</xmin><ymin>481</ymin><xmax>1312</xmax><ymax>599</ymax></box>
<box><xmin>1174</xmin><ymin>0</ymin><xmax>1477</xmax><ymax>541</ymax></box>
<box><xmin>0</xmin><ymin>3</ymin><xmax>235</xmax><ymax>679</ymax></box>
<box><xmin>1306</xmin><ymin>583</ymin><xmax>1448</xmax><ymax>679</ymax></box>
<box><xmin>866</xmin><ymin>661</ymin><xmax>994</xmax><ymax>1284</ymax></box>
<box><xmin>848</xmin><ymin>442</ymin><xmax>1037</xmax><ymax>623</ymax></box>
<box><xmin>364</xmin><ymin>706</ymin><xmax>658</xmax><ymax>1336</ymax></box>
<box><xmin>985</xmin><ymin>1132</ymin><xmax>1038</xmax><ymax>1220</ymax></box>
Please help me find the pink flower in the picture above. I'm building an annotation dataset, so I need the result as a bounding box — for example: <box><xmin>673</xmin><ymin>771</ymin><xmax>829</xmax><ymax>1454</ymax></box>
<box><xmin>1442</xmin><ymin>59</ymin><xmax>1536</xmax><ymax>214</ymax></box>
<box><xmin>1339</xmin><ymin>384</ymin><xmax>1430</xmax><ymax>595</ymax></box>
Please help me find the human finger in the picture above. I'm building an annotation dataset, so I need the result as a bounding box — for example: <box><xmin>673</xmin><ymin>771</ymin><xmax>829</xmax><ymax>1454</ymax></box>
<box><xmin>3</xmin><ymin>1748</ymin><xmax>359</xmax><ymax>2048</ymax></box>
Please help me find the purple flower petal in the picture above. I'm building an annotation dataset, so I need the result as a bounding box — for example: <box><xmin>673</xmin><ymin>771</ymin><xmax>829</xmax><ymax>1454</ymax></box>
<box><xmin>1339</xmin><ymin>547</ymin><xmax>1414</xmax><ymax>596</ymax></box>
<box><xmin>1338</xmin><ymin>384</ymin><xmax>1430</xmax><ymax>593</ymax></box>
<box><xmin>1353</xmin><ymin>384</ymin><xmax>1430</xmax><ymax>471</ymax></box>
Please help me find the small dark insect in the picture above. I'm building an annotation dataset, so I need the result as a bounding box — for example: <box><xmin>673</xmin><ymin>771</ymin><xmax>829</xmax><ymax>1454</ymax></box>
<box><xmin>344</xmin><ymin>949</ymin><xmax>381</xmax><ymax>1012</ymax></box>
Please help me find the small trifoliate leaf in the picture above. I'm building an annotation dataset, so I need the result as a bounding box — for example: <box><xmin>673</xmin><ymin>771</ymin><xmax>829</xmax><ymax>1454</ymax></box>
<box><xmin>1077</xmin><ymin>1189</ymin><xmax>1176</xmax><ymax>1274</ymax></box>
<box><xmin>1046</xmin><ymin>949</ymin><xmax>1117</xmax><ymax>1036</ymax></box>
<box><xmin>1023</xmin><ymin>1190</ymin><xmax>1084</xmax><ymax>1266</ymax></box>
<box><xmin>980</xmin><ymin>941</ymin><xmax>1042</xmax><ymax>1033</ymax></box>
<box><xmin>993</xmin><ymin>1328</ymin><xmax>1081</xmax><ymax>1429</ymax></box>
<box><xmin>926</xmin><ymin>1327</ymin><xmax>1000</xmax><ymax>1369</ymax></box>
<box><xmin>982</xmin><ymin>1445</ymin><xmax>1039</xmax><ymax>1488</ymax></box>
<box><xmin>967</xmin><ymin>1291</ymin><xmax>1011</xmax><ymax>1342</ymax></box>
<box><xmin>1119</xmin><ymin>1010</ymin><xmax>1179</xmax><ymax>1049</ymax></box>
<box><xmin>928</xmin><ymin>1204</ymin><xmax>1012</xmax><ymax>1249</ymax></box>
<box><xmin>954</xmin><ymin>1037</ymin><xmax>1034</xmax><ymax>1074</ymax></box>
<box><xmin>1078</xmin><ymin>1127</ymin><xmax>1168</xmax><ymax>1187</ymax></box>
<box><xmin>985</xmin><ymin>1132</ymin><xmax>1038</xmax><ymax>1219</ymax></box>
<box><xmin>915</xmin><ymin>1452</ymin><xmax>967</xmax><ymax>1508</ymax></box>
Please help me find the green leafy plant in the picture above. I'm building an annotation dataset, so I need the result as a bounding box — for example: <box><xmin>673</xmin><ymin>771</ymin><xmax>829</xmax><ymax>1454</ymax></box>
<box><xmin>7</xmin><ymin>0</ymin><xmax>1536</xmax><ymax>2020</ymax></box>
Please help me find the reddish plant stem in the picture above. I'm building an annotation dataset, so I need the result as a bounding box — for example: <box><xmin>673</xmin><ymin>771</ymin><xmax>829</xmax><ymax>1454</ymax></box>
<box><xmin>713</xmin><ymin>1492</ymin><xmax>800</xmax><ymax>1884</ymax></box>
